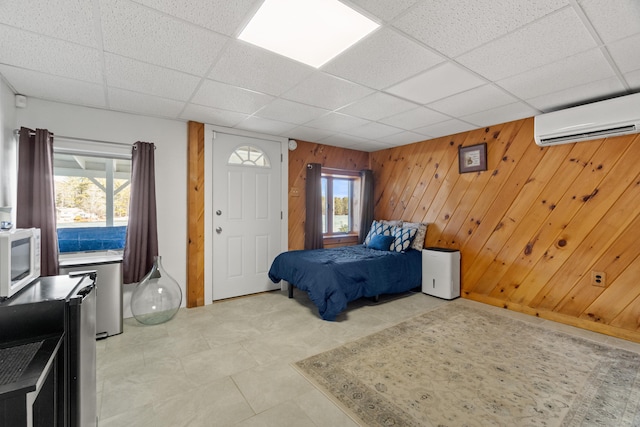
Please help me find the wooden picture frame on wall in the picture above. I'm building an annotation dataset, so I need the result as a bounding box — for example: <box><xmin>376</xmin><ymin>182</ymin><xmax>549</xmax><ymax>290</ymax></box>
<box><xmin>458</xmin><ymin>143</ymin><xmax>487</xmax><ymax>174</ymax></box>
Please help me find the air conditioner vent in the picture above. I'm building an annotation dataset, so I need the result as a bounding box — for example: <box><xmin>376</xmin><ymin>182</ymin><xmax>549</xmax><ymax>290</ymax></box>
<box><xmin>534</xmin><ymin>93</ymin><xmax>640</xmax><ymax>146</ymax></box>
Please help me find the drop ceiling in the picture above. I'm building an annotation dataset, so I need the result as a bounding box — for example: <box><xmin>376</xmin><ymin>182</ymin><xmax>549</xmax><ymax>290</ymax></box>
<box><xmin>0</xmin><ymin>0</ymin><xmax>638</xmax><ymax>152</ymax></box>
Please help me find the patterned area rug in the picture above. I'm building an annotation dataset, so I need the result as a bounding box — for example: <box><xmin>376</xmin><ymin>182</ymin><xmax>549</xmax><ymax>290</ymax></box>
<box><xmin>295</xmin><ymin>301</ymin><xmax>640</xmax><ymax>426</ymax></box>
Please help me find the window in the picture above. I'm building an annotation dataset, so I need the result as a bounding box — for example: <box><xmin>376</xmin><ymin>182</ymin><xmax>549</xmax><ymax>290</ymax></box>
<box><xmin>321</xmin><ymin>170</ymin><xmax>361</xmax><ymax>235</ymax></box>
<box><xmin>53</xmin><ymin>150</ymin><xmax>131</xmax><ymax>252</ymax></box>
<box><xmin>228</xmin><ymin>145</ymin><xmax>270</xmax><ymax>167</ymax></box>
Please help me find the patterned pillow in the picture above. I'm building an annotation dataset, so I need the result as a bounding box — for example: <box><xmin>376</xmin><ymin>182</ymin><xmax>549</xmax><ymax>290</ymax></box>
<box><xmin>364</xmin><ymin>220</ymin><xmax>394</xmax><ymax>246</ymax></box>
<box><xmin>390</xmin><ymin>226</ymin><xmax>418</xmax><ymax>253</ymax></box>
<box><xmin>381</xmin><ymin>219</ymin><xmax>403</xmax><ymax>227</ymax></box>
<box><xmin>402</xmin><ymin>222</ymin><xmax>428</xmax><ymax>251</ymax></box>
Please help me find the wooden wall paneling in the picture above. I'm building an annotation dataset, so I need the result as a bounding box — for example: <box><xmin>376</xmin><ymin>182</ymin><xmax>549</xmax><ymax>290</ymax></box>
<box><xmin>430</xmin><ymin>124</ymin><xmax>517</xmax><ymax>246</ymax></box>
<box><xmin>458</xmin><ymin>121</ymin><xmax>544</xmax><ymax>291</ymax></box>
<box><xmin>519</xmin><ymin>135</ymin><xmax>638</xmax><ymax>308</ymax></box>
<box><xmin>556</xmin><ymin>213</ymin><xmax>640</xmax><ymax>317</ymax></box>
<box><xmin>452</xmin><ymin>120</ymin><xmax>536</xmax><ymax>256</ymax></box>
<box><xmin>534</xmin><ymin>166</ymin><xmax>640</xmax><ymax>312</ymax></box>
<box><xmin>580</xmin><ymin>254</ymin><xmax>640</xmax><ymax>325</ymax></box>
<box><xmin>494</xmin><ymin>141</ymin><xmax>603</xmax><ymax>301</ymax></box>
<box><xmin>186</xmin><ymin>121</ymin><xmax>205</xmax><ymax>307</ymax></box>
<box><xmin>384</xmin><ymin>143</ymin><xmax>424</xmax><ymax>219</ymax></box>
<box><xmin>468</xmin><ymin>143</ymin><xmax>575</xmax><ymax>297</ymax></box>
<box><xmin>373</xmin><ymin>144</ymin><xmax>420</xmax><ymax>217</ymax></box>
<box><xmin>505</xmin><ymin>136</ymin><xmax>634</xmax><ymax>305</ymax></box>
<box><xmin>287</xmin><ymin>140</ymin><xmax>369</xmax><ymax>250</ymax></box>
<box><xmin>389</xmin><ymin>139</ymin><xmax>450</xmax><ymax>223</ymax></box>
<box><xmin>388</xmin><ymin>142</ymin><xmax>438</xmax><ymax>221</ymax></box>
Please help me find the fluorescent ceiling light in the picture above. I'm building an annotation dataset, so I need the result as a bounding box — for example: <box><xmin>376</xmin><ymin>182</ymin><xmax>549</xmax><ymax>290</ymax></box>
<box><xmin>238</xmin><ymin>0</ymin><xmax>379</xmax><ymax>68</ymax></box>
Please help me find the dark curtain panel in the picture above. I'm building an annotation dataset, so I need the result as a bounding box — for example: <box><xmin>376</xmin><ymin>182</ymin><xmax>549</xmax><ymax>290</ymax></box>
<box><xmin>358</xmin><ymin>169</ymin><xmax>374</xmax><ymax>244</ymax></box>
<box><xmin>123</xmin><ymin>141</ymin><xmax>158</xmax><ymax>283</ymax></box>
<box><xmin>304</xmin><ymin>163</ymin><xmax>324</xmax><ymax>250</ymax></box>
<box><xmin>16</xmin><ymin>127</ymin><xmax>59</xmax><ymax>276</ymax></box>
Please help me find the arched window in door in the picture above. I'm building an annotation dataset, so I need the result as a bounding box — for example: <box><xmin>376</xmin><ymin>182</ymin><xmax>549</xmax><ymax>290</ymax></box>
<box><xmin>227</xmin><ymin>145</ymin><xmax>271</xmax><ymax>168</ymax></box>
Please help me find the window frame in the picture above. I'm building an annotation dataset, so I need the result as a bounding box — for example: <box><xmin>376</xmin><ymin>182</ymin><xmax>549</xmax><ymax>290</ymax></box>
<box><xmin>321</xmin><ymin>168</ymin><xmax>360</xmax><ymax>237</ymax></box>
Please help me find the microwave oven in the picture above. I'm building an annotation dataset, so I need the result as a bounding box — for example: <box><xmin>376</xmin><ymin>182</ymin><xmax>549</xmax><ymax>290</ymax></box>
<box><xmin>0</xmin><ymin>228</ymin><xmax>41</xmax><ymax>299</ymax></box>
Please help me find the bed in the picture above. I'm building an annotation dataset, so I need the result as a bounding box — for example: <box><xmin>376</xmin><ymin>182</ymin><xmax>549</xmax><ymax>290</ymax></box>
<box><xmin>268</xmin><ymin>244</ymin><xmax>422</xmax><ymax>320</ymax></box>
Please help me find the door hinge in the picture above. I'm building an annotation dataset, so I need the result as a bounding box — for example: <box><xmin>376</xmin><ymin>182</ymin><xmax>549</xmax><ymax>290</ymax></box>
<box><xmin>281</xmin><ymin>211</ymin><xmax>283</xmax><ymax>219</ymax></box>
<box><xmin>281</xmin><ymin>153</ymin><xmax>283</xmax><ymax>162</ymax></box>
<box><xmin>213</xmin><ymin>131</ymin><xmax>217</xmax><ymax>140</ymax></box>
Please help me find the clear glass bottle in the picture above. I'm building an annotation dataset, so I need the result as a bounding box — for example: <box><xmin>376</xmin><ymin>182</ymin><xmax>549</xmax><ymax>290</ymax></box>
<box><xmin>130</xmin><ymin>256</ymin><xmax>182</xmax><ymax>325</ymax></box>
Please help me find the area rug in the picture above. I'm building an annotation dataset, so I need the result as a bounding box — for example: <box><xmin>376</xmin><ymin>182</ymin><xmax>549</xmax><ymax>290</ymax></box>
<box><xmin>295</xmin><ymin>301</ymin><xmax>640</xmax><ymax>426</ymax></box>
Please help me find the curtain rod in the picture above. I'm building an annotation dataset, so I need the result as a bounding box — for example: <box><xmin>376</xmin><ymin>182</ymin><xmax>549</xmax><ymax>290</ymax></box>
<box><xmin>14</xmin><ymin>129</ymin><xmax>132</xmax><ymax>148</ymax></box>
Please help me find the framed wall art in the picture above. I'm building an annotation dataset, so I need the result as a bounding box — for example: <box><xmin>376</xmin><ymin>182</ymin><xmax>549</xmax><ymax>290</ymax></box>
<box><xmin>458</xmin><ymin>143</ymin><xmax>487</xmax><ymax>174</ymax></box>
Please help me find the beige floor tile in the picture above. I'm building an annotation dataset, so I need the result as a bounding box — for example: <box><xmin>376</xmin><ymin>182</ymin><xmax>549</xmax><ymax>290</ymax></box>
<box><xmin>232</xmin><ymin>361</ymin><xmax>316</xmax><ymax>414</ymax></box>
<box><xmin>294</xmin><ymin>389</ymin><xmax>360</xmax><ymax>427</ymax></box>
<box><xmin>235</xmin><ymin>400</ymin><xmax>317</xmax><ymax>427</ymax></box>
<box><xmin>180</xmin><ymin>343</ymin><xmax>260</xmax><ymax>386</ymax></box>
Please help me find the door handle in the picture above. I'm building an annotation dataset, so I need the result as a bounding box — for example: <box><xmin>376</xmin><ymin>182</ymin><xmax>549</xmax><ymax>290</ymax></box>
<box><xmin>216</xmin><ymin>210</ymin><xmax>222</xmax><ymax>216</ymax></box>
<box><xmin>216</xmin><ymin>227</ymin><xmax>222</xmax><ymax>234</ymax></box>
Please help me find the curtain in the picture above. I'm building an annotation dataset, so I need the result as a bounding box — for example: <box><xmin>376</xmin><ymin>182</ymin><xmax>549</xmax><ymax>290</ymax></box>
<box><xmin>123</xmin><ymin>141</ymin><xmax>158</xmax><ymax>283</ymax></box>
<box><xmin>16</xmin><ymin>127</ymin><xmax>59</xmax><ymax>276</ymax></box>
<box><xmin>358</xmin><ymin>169</ymin><xmax>374</xmax><ymax>244</ymax></box>
<box><xmin>304</xmin><ymin>163</ymin><xmax>324</xmax><ymax>250</ymax></box>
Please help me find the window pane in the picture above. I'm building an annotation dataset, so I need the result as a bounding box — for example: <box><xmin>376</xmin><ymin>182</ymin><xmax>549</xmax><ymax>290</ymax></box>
<box><xmin>333</xmin><ymin>179</ymin><xmax>350</xmax><ymax>233</ymax></box>
<box><xmin>54</xmin><ymin>153</ymin><xmax>131</xmax><ymax>228</ymax></box>
<box><xmin>228</xmin><ymin>145</ymin><xmax>270</xmax><ymax>167</ymax></box>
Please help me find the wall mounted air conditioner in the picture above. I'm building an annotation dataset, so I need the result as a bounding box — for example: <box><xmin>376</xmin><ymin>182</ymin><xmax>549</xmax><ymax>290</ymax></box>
<box><xmin>534</xmin><ymin>92</ymin><xmax>640</xmax><ymax>146</ymax></box>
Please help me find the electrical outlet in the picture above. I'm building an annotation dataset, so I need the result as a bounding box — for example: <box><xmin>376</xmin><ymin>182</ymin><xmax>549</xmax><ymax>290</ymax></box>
<box><xmin>591</xmin><ymin>271</ymin><xmax>606</xmax><ymax>287</ymax></box>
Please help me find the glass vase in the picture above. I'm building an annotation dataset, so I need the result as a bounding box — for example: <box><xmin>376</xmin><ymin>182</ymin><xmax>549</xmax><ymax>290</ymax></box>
<box><xmin>130</xmin><ymin>256</ymin><xmax>182</xmax><ymax>325</ymax></box>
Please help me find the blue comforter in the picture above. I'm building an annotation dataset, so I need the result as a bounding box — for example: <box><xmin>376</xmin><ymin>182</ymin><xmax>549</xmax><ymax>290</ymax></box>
<box><xmin>268</xmin><ymin>245</ymin><xmax>422</xmax><ymax>320</ymax></box>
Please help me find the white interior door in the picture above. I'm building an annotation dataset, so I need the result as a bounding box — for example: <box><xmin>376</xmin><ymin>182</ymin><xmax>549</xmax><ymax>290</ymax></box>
<box><xmin>212</xmin><ymin>132</ymin><xmax>282</xmax><ymax>300</ymax></box>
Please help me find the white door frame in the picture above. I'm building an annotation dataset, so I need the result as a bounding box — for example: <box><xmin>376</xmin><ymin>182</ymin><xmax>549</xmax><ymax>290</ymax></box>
<box><xmin>204</xmin><ymin>124</ymin><xmax>289</xmax><ymax>305</ymax></box>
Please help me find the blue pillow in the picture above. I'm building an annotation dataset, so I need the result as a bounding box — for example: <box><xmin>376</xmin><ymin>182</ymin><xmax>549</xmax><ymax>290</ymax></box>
<box><xmin>368</xmin><ymin>234</ymin><xmax>394</xmax><ymax>251</ymax></box>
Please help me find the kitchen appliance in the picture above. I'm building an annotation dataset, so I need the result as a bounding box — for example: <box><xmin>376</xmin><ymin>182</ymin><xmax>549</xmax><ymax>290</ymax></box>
<box><xmin>0</xmin><ymin>273</ymin><xmax>97</xmax><ymax>426</ymax></box>
<box><xmin>0</xmin><ymin>228</ymin><xmax>41</xmax><ymax>299</ymax></box>
<box><xmin>60</xmin><ymin>254</ymin><xmax>123</xmax><ymax>338</ymax></box>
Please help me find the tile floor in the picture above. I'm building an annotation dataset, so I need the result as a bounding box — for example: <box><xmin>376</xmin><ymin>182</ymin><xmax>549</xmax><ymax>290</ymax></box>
<box><xmin>97</xmin><ymin>290</ymin><xmax>640</xmax><ymax>426</ymax></box>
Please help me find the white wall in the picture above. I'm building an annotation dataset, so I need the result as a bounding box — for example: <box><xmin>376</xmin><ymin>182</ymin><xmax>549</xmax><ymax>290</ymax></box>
<box><xmin>0</xmin><ymin>78</ymin><xmax>17</xmax><ymax>217</ymax></box>
<box><xmin>17</xmin><ymin>99</ymin><xmax>188</xmax><ymax>314</ymax></box>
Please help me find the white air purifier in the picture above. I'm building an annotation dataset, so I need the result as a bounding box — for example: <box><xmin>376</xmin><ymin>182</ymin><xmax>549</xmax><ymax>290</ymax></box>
<box><xmin>422</xmin><ymin>247</ymin><xmax>460</xmax><ymax>300</ymax></box>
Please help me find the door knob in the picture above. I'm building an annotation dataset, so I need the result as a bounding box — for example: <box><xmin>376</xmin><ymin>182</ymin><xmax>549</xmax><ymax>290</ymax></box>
<box><xmin>216</xmin><ymin>227</ymin><xmax>222</xmax><ymax>234</ymax></box>
<box><xmin>216</xmin><ymin>210</ymin><xmax>222</xmax><ymax>216</ymax></box>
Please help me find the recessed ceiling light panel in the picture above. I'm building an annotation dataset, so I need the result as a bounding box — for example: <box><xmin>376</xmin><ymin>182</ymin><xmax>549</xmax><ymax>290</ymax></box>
<box><xmin>238</xmin><ymin>0</ymin><xmax>379</xmax><ymax>68</ymax></box>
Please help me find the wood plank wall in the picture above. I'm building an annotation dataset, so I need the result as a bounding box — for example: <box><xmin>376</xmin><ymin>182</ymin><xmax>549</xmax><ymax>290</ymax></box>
<box><xmin>288</xmin><ymin>140</ymin><xmax>370</xmax><ymax>250</ymax></box>
<box><xmin>369</xmin><ymin>117</ymin><xmax>640</xmax><ymax>342</ymax></box>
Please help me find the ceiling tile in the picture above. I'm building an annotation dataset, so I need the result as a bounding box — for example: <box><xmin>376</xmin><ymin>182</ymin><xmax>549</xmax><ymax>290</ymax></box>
<box><xmin>427</xmin><ymin>85</ymin><xmax>517</xmax><ymax>117</ymax></box>
<box><xmin>305</xmin><ymin>112</ymin><xmax>370</xmax><ymax>133</ymax></box>
<box><xmin>461</xmin><ymin>102</ymin><xmax>540</xmax><ymax>127</ymax></box>
<box><xmin>379</xmin><ymin>107</ymin><xmax>449</xmax><ymax>129</ymax></box>
<box><xmin>133</xmin><ymin>0</ymin><xmax>261</xmax><ymax>36</ymax></box>
<box><xmin>99</xmin><ymin>0</ymin><xmax>228</xmax><ymax>75</ymax></box>
<box><xmin>345</xmin><ymin>0</ymin><xmax>421</xmax><ymax>22</ymax></box>
<box><xmin>191</xmin><ymin>80</ymin><xmax>275</xmax><ymax>114</ymax></box>
<box><xmin>105</xmin><ymin>54</ymin><xmax>201</xmax><ymax>101</ymax></box>
<box><xmin>458</xmin><ymin>8</ymin><xmax>597</xmax><ymax>81</ymax></box>
<box><xmin>377</xmin><ymin>131</ymin><xmax>426</xmax><ymax>146</ymax></box>
<box><xmin>0</xmin><ymin>65</ymin><xmax>106</xmax><ymax>107</ymax></box>
<box><xmin>319</xmin><ymin>133</ymin><xmax>376</xmax><ymax>150</ymax></box>
<box><xmin>281</xmin><ymin>72</ymin><xmax>374</xmax><ymax>110</ymax></box>
<box><xmin>337</xmin><ymin>92</ymin><xmax>418</xmax><ymax>121</ymax></box>
<box><xmin>287</xmin><ymin>126</ymin><xmax>336</xmax><ymax>142</ymax></box>
<box><xmin>0</xmin><ymin>0</ymin><xmax>98</xmax><ymax>47</ymax></box>
<box><xmin>209</xmin><ymin>40</ymin><xmax>314</xmax><ymax>96</ymax></box>
<box><xmin>526</xmin><ymin>77</ymin><xmax>627</xmax><ymax>112</ymax></box>
<box><xmin>385</xmin><ymin>62</ymin><xmax>486</xmax><ymax>104</ymax></box>
<box><xmin>255</xmin><ymin>99</ymin><xmax>328</xmax><ymax>125</ymax></box>
<box><xmin>108</xmin><ymin>88</ymin><xmax>186</xmax><ymax>118</ymax></box>
<box><xmin>344</xmin><ymin>122</ymin><xmax>403</xmax><ymax>139</ymax></box>
<box><xmin>322</xmin><ymin>27</ymin><xmax>444</xmax><ymax>90</ymax></box>
<box><xmin>608</xmin><ymin>34</ymin><xmax>640</xmax><ymax>73</ymax></box>
<box><xmin>0</xmin><ymin>25</ymin><xmax>103</xmax><ymax>83</ymax></box>
<box><xmin>625</xmin><ymin>69</ymin><xmax>640</xmax><ymax>90</ymax></box>
<box><xmin>496</xmin><ymin>49</ymin><xmax>616</xmax><ymax>99</ymax></box>
<box><xmin>577</xmin><ymin>0</ymin><xmax>640</xmax><ymax>43</ymax></box>
<box><xmin>393</xmin><ymin>0</ymin><xmax>567</xmax><ymax>57</ymax></box>
<box><xmin>413</xmin><ymin>119</ymin><xmax>476</xmax><ymax>138</ymax></box>
<box><xmin>180</xmin><ymin>104</ymin><xmax>249</xmax><ymax>127</ymax></box>
<box><xmin>235</xmin><ymin>117</ymin><xmax>297</xmax><ymax>135</ymax></box>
